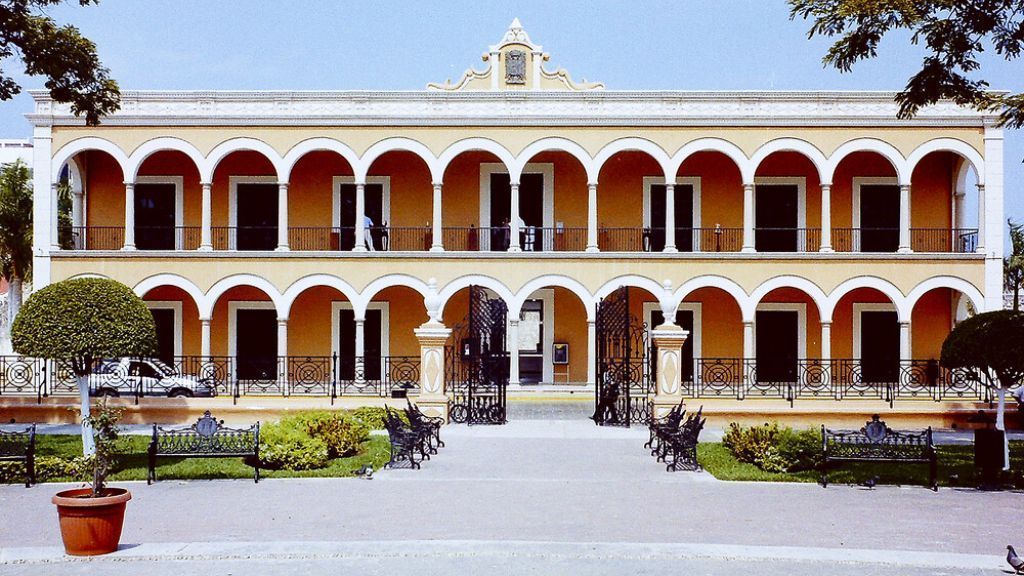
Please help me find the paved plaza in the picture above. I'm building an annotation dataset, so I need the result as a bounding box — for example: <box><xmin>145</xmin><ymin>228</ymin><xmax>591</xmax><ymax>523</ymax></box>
<box><xmin>1</xmin><ymin>416</ymin><xmax>1021</xmax><ymax>575</ymax></box>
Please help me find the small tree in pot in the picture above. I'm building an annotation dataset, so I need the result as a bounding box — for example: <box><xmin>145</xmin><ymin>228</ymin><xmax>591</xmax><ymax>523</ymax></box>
<box><xmin>940</xmin><ymin>310</ymin><xmax>1024</xmax><ymax>473</ymax></box>
<box><xmin>12</xmin><ymin>277</ymin><xmax>156</xmax><ymax>455</ymax></box>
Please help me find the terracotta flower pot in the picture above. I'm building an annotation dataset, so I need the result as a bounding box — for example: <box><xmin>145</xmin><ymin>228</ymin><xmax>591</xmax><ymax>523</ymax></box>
<box><xmin>51</xmin><ymin>487</ymin><xmax>131</xmax><ymax>556</ymax></box>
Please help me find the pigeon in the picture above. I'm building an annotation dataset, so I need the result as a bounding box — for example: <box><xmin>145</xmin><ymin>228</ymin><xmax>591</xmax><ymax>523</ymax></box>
<box><xmin>859</xmin><ymin>476</ymin><xmax>879</xmax><ymax>490</ymax></box>
<box><xmin>1008</xmin><ymin>545</ymin><xmax>1024</xmax><ymax>574</ymax></box>
<box><xmin>354</xmin><ymin>465</ymin><xmax>373</xmax><ymax>480</ymax></box>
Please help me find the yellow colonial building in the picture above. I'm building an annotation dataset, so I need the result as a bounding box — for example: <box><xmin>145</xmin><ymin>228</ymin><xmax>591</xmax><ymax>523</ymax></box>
<box><xmin>27</xmin><ymin>20</ymin><xmax>1004</xmax><ymax>423</ymax></box>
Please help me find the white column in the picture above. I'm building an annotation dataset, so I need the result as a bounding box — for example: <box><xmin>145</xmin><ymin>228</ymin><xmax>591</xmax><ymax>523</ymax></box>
<box><xmin>975</xmin><ymin>184</ymin><xmax>986</xmax><ymax>253</ymax></box>
<box><xmin>430</xmin><ymin>182</ymin><xmax>444</xmax><ymax>251</ymax></box>
<box><xmin>586</xmin><ymin>320</ymin><xmax>596</xmax><ymax>384</ymax></box>
<box><xmin>276</xmin><ymin>182</ymin><xmax>289</xmax><ymax>251</ymax></box>
<box><xmin>508</xmin><ymin>319</ymin><xmax>520</xmax><ymax>385</ymax></box>
<box><xmin>953</xmin><ymin>189</ymin><xmax>966</xmax><ymax>230</ymax></box>
<box><xmin>741</xmin><ymin>183</ymin><xmax>755</xmax><ymax>252</ymax></box>
<box><xmin>71</xmin><ymin>189</ymin><xmax>84</xmax><ymax>230</ymax></box>
<box><xmin>123</xmin><ymin>182</ymin><xmax>136</xmax><ymax>250</ymax></box>
<box><xmin>820</xmin><ymin>321</ymin><xmax>831</xmax><ymax>361</ymax></box>
<box><xmin>897</xmin><ymin>184</ymin><xmax>911</xmax><ymax>253</ymax></box>
<box><xmin>899</xmin><ymin>321</ymin><xmax>911</xmax><ymax>359</ymax></box>
<box><xmin>354</xmin><ymin>318</ymin><xmax>365</xmax><ymax>383</ymax></box>
<box><xmin>199</xmin><ymin>182</ymin><xmax>213</xmax><ymax>251</ymax></box>
<box><xmin>742</xmin><ymin>321</ymin><xmax>754</xmax><ymax>358</ymax></box>
<box><xmin>508</xmin><ymin>182</ymin><xmax>521</xmax><ymax>252</ymax></box>
<box><xmin>353</xmin><ymin>182</ymin><xmax>367</xmax><ymax>252</ymax></box>
<box><xmin>32</xmin><ymin>126</ymin><xmax>53</xmax><ymax>287</ymax></box>
<box><xmin>277</xmin><ymin>318</ymin><xmax>289</xmax><ymax>396</ymax></box>
<box><xmin>663</xmin><ymin>182</ymin><xmax>677</xmax><ymax>252</ymax></box>
<box><xmin>50</xmin><ymin>183</ymin><xmax>60</xmax><ymax>249</ymax></box>
<box><xmin>586</xmin><ymin>182</ymin><xmax>599</xmax><ymax>252</ymax></box>
<box><xmin>200</xmin><ymin>319</ymin><xmax>211</xmax><ymax>359</ymax></box>
<box><xmin>819</xmin><ymin>184</ymin><xmax>833</xmax><ymax>252</ymax></box>
<box><xmin>983</xmin><ymin>122</ymin><xmax>1005</xmax><ymax>311</ymax></box>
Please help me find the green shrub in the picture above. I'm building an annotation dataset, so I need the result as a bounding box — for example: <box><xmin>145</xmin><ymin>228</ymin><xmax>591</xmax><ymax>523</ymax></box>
<box><xmin>722</xmin><ymin>422</ymin><xmax>822</xmax><ymax>473</ymax></box>
<box><xmin>284</xmin><ymin>411</ymin><xmax>369</xmax><ymax>458</ymax></box>
<box><xmin>259</xmin><ymin>422</ymin><xmax>329</xmax><ymax>470</ymax></box>
<box><xmin>351</xmin><ymin>406</ymin><xmax>405</xmax><ymax>430</ymax></box>
<box><xmin>0</xmin><ymin>455</ymin><xmax>94</xmax><ymax>484</ymax></box>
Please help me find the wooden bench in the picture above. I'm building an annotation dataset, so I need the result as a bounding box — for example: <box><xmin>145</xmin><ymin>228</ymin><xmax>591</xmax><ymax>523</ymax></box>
<box><xmin>147</xmin><ymin>411</ymin><xmax>260</xmax><ymax>484</ymax></box>
<box><xmin>822</xmin><ymin>414</ymin><xmax>937</xmax><ymax>490</ymax></box>
<box><xmin>0</xmin><ymin>424</ymin><xmax>35</xmax><ymax>487</ymax></box>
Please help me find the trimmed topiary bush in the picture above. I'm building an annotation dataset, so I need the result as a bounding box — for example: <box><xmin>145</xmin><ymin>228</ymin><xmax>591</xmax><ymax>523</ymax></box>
<box><xmin>284</xmin><ymin>411</ymin><xmax>369</xmax><ymax>458</ymax></box>
<box><xmin>259</xmin><ymin>411</ymin><xmax>371</xmax><ymax>470</ymax></box>
<box><xmin>11</xmin><ymin>278</ymin><xmax>156</xmax><ymax>455</ymax></box>
<box><xmin>722</xmin><ymin>422</ymin><xmax>822</xmax><ymax>473</ymax></box>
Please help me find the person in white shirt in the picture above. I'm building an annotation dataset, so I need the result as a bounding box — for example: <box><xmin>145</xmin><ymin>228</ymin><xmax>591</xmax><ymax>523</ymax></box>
<box><xmin>363</xmin><ymin>215</ymin><xmax>375</xmax><ymax>251</ymax></box>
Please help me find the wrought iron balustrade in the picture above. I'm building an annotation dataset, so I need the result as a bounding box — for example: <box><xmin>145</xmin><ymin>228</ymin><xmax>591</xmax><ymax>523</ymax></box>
<box><xmin>69</xmin><ymin>226</ymin><xmax>124</xmax><ymax>250</ymax></box>
<box><xmin>753</xmin><ymin>227</ymin><xmax>822</xmax><ymax>252</ymax></box>
<box><xmin>911</xmin><ymin>228</ymin><xmax>979</xmax><ymax>253</ymax></box>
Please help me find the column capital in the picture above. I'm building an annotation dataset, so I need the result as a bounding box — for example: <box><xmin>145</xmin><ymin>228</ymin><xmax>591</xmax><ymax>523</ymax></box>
<box><xmin>200</xmin><ymin>181</ymin><xmax>213</xmax><ymax>188</ymax></box>
<box><xmin>276</xmin><ymin>317</ymin><xmax>289</xmax><ymax>326</ymax></box>
<box><xmin>200</xmin><ymin>317</ymin><xmax>212</xmax><ymax>325</ymax></box>
<box><xmin>432</xmin><ymin>181</ymin><xmax>443</xmax><ymax>189</ymax></box>
<box><xmin>819</xmin><ymin>320</ymin><xmax>832</xmax><ymax>327</ymax></box>
<box><xmin>277</xmin><ymin>181</ymin><xmax>289</xmax><ymax>189</ymax></box>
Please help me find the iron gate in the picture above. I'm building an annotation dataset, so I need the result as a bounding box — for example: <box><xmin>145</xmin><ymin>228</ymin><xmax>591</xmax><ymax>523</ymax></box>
<box><xmin>593</xmin><ymin>286</ymin><xmax>651</xmax><ymax>426</ymax></box>
<box><xmin>449</xmin><ymin>285</ymin><xmax>509</xmax><ymax>425</ymax></box>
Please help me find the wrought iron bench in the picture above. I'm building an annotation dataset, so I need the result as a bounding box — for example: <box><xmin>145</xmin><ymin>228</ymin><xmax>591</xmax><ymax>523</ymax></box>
<box><xmin>147</xmin><ymin>411</ymin><xmax>260</xmax><ymax>484</ymax></box>
<box><xmin>657</xmin><ymin>410</ymin><xmax>706</xmax><ymax>472</ymax></box>
<box><xmin>646</xmin><ymin>400</ymin><xmax>688</xmax><ymax>455</ymax></box>
<box><xmin>404</xmin><ymin>401</ymin><xmax>444</xmax><ymax>453</ymax></box>
<box><xmin>0</xmin><ymin>424</ymin><xmax>36</xmax><ymax>487</ymax></box>
<box><xmin>821</xmin><ymin>415</ymin><xmax>937</xmax><ymax>490</ymax></box>
<box><xmin>383</xmin><ymin>407</ymin><xmax>422</xmax><ymax>469</ymax></box>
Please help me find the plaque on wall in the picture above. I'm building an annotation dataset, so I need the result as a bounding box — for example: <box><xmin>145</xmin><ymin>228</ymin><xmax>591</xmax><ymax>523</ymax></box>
<box><xmin>506</xmin><ymin>50</ymin><xmax>526</xmax><ymax>84</ymax></box>
<box><xmin>552</xmin><ymin>342</ymin><xmax>569</xmax><ymax>365</ymax></box>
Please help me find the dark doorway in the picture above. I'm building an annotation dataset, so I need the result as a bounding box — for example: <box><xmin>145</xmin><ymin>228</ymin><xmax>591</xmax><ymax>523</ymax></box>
<box><xmin>649</xmin><ymin>183</ymin><xmax>695</xmax><ymax>252</ymax></box>
<box><xmin>338</xmin><ymin>183</ymin><xmax>385</xmax><ymax>251</ymax></box>
<box><xmin>860</xmin><ymin>310</ymin><xmax>900</xmax><ymax>382</ymax></box>
<box><xmin>236</xmin><ymin>183</ymin><xmax>278</xmax><ymax>251</ymax></box>
<box><xmin>338</xmin><ymin>308</ymin><xmax>384</xmax><ymax>380</ymax></box>
<box><xmin>517</xmin><ymin>299</ymin><xmax>544</xmax><ymax>384</ymax></box>
<box><xmin>755</xmin><ymin>310</ymin><xmax>799</xmax><ymax>383</ymax></box>
<box><xmin>755</xmin><ymin>184</ymin><xmax>799</xmax><ymax>252</ymax></box>
<box><xmin>135</xmin><ymin>183</ymin><xmax>176</xmax><ymax>250</ymax></box>
<box><xmin>150</xmin><ymin>308</ymin><xmax>175</xmax><ymax>364</ymax></box>
<box><xmin>859</xmin><ymin>184</ymin><xmax>900</xmax><ymax>252</ymax></box>
<box><xmin>235</xmin><ymin>308</ymin><xmax>277</xmax><ymax>380</ymax></box>
<box><xmin>651</xmin><ymin>309</ymin><xmax>695</xmax><ymax>383</ymax></box>
<box><xmin>488</xmin><ymin>173</ymin><xmax>544</xmax><ymax>251</ymax></box>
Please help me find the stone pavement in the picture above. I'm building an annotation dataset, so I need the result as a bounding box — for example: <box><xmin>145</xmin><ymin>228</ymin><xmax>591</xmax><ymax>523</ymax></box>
<box><xmin>1</xmin><ymin>418</ymin><xmax>1020</xmax><ymax>575</ymax></box>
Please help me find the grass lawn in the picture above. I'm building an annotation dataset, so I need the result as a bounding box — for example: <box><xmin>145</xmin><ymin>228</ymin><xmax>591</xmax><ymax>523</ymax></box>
<box><xmin>3</xmin><ymin>434</ymin><xmax>392</xmax><ymax>484</ymax></box>
<box><xmin>698</xmin><ymin>441</ymin><xmax>1024</xmax><ymax>488</ymax></box>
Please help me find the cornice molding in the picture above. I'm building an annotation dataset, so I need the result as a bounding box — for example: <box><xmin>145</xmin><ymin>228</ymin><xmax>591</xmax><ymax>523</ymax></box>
<box><xmin>26</xmin><ymin>89</ymin><xmax>996</xmax><ymax>128</ymax></box>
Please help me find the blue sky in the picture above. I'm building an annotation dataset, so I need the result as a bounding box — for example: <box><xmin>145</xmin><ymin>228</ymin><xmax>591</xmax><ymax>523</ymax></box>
<box><xmin>1</xmin><ymin>0</ymin><xmax>1020</xmax><ymax>224</ymax></box>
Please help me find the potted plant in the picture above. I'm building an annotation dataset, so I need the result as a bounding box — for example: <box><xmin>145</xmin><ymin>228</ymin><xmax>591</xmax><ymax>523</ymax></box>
<box><xmin>50</xmin><ymin>401</ymin><xmax>130</xmax><ymax>555</ymax></box>
<box><xmin>11</xmin><ymin>277</ymin><xmax>157</xmax><ymax>555</ymax></box>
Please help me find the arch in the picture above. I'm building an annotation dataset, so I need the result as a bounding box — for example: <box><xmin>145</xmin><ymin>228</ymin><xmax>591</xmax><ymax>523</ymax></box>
<box><xmin>905</xmin><ymin>276</ymin><xmax>985</xmax><ymax>318</ymax></box>
<box><xmin>667</xmin><ymin>138</ymin><xmax>749</xmax><ymax>179</ymax></box>
<box><xmin>511</xmin><ymin>274</ymin><xmax>595</xmax><ymax>320</ymax></box>
<box><xmin>66</xmin><ymin>272</ymin><xmax>110</xmax><ymax>280</ymax></box>
<box><xmin>360</xmin><ymin>137</ymin><xmax>440</xmax><ymax>183</ymax></box>
<box><xmin>203</xmin><ymin>138</ymin><xmax>284</xmax><ymax>183</ymax></box>
<box><xmin>514</xmin><ymin>137</ymin><xmax>596</xmax><ymax>183</ymax></box>
<box><xmin>133</xmin><ymin>274</ymin><xmax>206</xmax><ymax>311</ymax></box>
<box><xmin>592</xmin><ymin>137</ymin><xmax>672</xmax><ymax>181</ymax></box>
<box><xmin>361</xmin><ymin>274</ymin><xmax>432</xmax><ymax>306</ymax></box>
<box><xmin>673</xmin><ymin>275</ymin><xmax>749</xmax><ymax>313</ymax></box>
<box><xmin>436</xmin><ymin>137</ymin><xmax>516</xmax><ymax>183</ymax></box>
<box><xmin>825</xmin><ymin>276</ymin><xmax>907</xmax><ymax>322</ymax></box>
<box><xmin>906</xmin><ymin>138</ymin><xmax>985</xmax><ymax>185</ymax></box>
<box><xmin>280</xmin><ymin>274</ymin><xmax>362</xmax><ymax>320</ymax></box>
<box><xmin>747</xmin><ymin>138</ymin><xmax>829</xmax><ymax>184</ymax></box>
<box><xmin>746</xmin><ymin>275</ymin><xmax>829</xmax><ymax>323</ymax></box>
<box><xmin>52</xmin><ymin>137</ymin><xmax>129</xmax><ymax>177</ymax></box>
<box><xmin>826</xmin><ymin>138</ymin><xmax>909</xmax><ymax>185</ymax></box>
<box><xmin>593</xmin><ymin>275</ymin><xmax>665</xmax><ymax>303</ymax></box>
<box><xmin>437</xmin><ymin>274</ymin><xmax>515</xmax><ymax>317</ymax></box>
<box><xmin>280</xmin><ymin>137</ymin><xmax>361</xmax><ymax>183</ymax></box>
<box><xmin>202</xmin><ymin>274</ymin><xmax>285</xmax><ymax>320</ymax></box>
<box><xmin>126</xmin><ymin>137</ymin><xmax>206</xmax><ymax>182</ymax></box>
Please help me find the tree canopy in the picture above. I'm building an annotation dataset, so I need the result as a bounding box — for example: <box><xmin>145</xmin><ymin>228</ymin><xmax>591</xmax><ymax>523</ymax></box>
<box><xmin>789</xmin><ymin>0</ymin><xmax>1024</xmax><ymax>127</ymax></box>
<box><xmin>0</xmin><ymin>159</ymin><xmax>32</xmax><ymax>283</ymax></box>
<box><xmin>0</xmin><ymin>0</ymin><xmax>119</xmax><ymax>125</ymax></box>
<box><xmin>940</xmin><ymin>309</ymin><xmax>1024</xmax><ymax>388</ymax></box>
<box><xmin>11</xmin><ymin>277</ymin><xmax>156</xmax><ymax>375</ymax></box>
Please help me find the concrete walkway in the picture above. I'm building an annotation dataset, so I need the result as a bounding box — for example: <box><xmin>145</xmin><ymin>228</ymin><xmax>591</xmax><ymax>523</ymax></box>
<box><xmin>1</xmin><ymin>419</ymin><xmax>1020</xmax><ymax>575</ymax></box>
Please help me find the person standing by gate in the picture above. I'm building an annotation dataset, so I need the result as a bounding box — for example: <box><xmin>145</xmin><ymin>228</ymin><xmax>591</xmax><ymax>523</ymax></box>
<box><xmin>592</xmin><ymin>379</ymin><xmax>620</xmax><ymax>424</ymax></box>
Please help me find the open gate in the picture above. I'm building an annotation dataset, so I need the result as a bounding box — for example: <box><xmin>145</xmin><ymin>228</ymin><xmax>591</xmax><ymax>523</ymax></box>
<box><xmin>593</xmin><ymin>286</ymin><xmax>651</xmax><ymax>426</ymax></box>
<box><xmin>448</xmin><ymin>285</ymin><xmax>509</xmax><ymax>425</ymax></box>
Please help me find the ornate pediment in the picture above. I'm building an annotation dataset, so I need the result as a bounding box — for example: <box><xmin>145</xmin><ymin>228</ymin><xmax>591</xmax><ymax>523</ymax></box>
<box><xmin>427</xmin><ymin>18</ymin><xmax>604</xmax><ymax>92</ymax></box>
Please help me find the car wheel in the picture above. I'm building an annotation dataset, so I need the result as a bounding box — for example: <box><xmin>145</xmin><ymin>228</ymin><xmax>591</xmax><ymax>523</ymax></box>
<box><xmin>168</xmin><ymin>389</ymin><xmax>194</xmax><ymax>398</ymax></box>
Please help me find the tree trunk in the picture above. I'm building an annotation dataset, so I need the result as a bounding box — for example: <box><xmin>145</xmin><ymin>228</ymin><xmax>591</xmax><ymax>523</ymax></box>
<box><xmin>8</xmin><ymin>276</ymin><xmax>22</xmax><ymax>328</ymax></box>
<box><xmin>996</xmin><ymin>387</ymin><xmax>1009</xmax><ymax>471</ymax></box>
<box><xmin>78</xmin><ymin>374</ymin><xmax>95</xmax><ymax>456</ymax></box>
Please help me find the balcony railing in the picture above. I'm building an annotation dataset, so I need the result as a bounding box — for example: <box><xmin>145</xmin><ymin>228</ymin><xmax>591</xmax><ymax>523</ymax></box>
<box><xmin>63</xmin><ymin>225</ymin><xmax>981</xmax><ymax>254</ymax></box>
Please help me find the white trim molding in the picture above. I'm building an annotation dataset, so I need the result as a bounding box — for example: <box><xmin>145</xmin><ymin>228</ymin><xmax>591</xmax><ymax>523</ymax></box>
<box><xmin>852</xmin><ymin>302</ymin><xmax>899</xmax><ymax>360</ymax></box>
<box><xmin>851</xmin><ymin>176</ymin><xmax>899</xmax><ymax>252</ymax></box>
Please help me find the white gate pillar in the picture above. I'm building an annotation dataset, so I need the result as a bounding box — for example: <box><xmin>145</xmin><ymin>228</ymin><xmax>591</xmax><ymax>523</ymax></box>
<box><xmin>414</xmin><ymin>321</ymin><xmax>452</xmax><ymax>422</ymax></box>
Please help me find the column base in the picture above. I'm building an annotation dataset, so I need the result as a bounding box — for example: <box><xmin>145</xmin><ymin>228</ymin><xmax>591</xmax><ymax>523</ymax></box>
<box><xmin>818</xmin><ymin>246</ymin><xmax>834</xmax><ymax>253</ymax></box>
<box><xmin>651</xmin><ymin>394</ymin><xmax>686</xmax><ymax>419</ymax></box>
<box><xmin>741</xmin><ymin>246</ymin><xmax>756</xmax><ymax>253</ymax></box>
<box><xmin>897</xmin><ymin>247</ymin><xmax>913</xmax><ymax>254</ymax></box>
<box><xmin>429</xmin><ymin>245</ymin><xmax>445</xmax><ymax>252</ymax></box>
<box><xmin>585</xmin><ymin>245</ymin><xmax>599</xmax><ymax>253</ymax></box>
<box><xmin>507</xmin><ymin>247</ymin><xmax>522</xmax><ymax>253</ymax></box>
<box><xmin>413</xmin><ymin>393</ymin><xmax>450</xmax><ymax>423</ymax></box>
<box><xmin>121</xmin><ymin>245</ymin><xmax>136</xmax><ymax>251</ymax></box>
<box><xmin>274</xmin><ymin>246</ymin><xmax>290</xmax><ymax>252</ymax></box>
<box><xmin>352</xmin><ymin>246</ymin><xmax>368</xmax><ymax>253</ymax></box>
<box><xmin>663</xmin><ymin>246</ymin><xmax>678</xmax><ymax>254</ymax></box>
<box><xmin>975</xmin><ymin>246</ymin><xmax>987</xmax><ymax>254</ymax></box>
<box><xmin>197</xmin><ymin>245</ymin><xmax>213</xmax><ymax>252</ymax></box>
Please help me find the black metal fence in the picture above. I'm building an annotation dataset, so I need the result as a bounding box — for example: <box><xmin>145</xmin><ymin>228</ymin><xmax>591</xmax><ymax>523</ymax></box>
<box><xmin>0</xmin><ymin>355</ymin><xmax>420</xmax><ymax>405</ymax></box>
<box><xmin>685</xmin><ymin>358</ymin><xmax>989</xmax><ymax>407</ymax></box>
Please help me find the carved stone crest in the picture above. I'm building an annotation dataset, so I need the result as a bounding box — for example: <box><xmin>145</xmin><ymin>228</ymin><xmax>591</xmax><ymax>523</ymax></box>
<box><xmin>506</xmin><ymin>50</ymin><xmax>526</xmax><ymax>85</ymax></box>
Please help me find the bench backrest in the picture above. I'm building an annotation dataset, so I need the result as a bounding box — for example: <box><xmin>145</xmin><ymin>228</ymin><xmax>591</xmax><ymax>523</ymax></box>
<box><xmin>152</xmin><ymin>411</ymin><xmax>258</xmax><ymax>455</ymax></box>
<box><xmin>823</xmin><ymin>415</ymin><xmax>933</xmax><ymax>458</ymax></box>
<box><xmin>0</xmin><ymin>425</ymin><xmax>35</xmax><ymax>458</ymax></box>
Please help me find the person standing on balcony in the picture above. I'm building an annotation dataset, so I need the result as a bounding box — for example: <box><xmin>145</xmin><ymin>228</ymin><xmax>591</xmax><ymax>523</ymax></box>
<box><xmin>364</xmin><ymin>214</ymin><xmax>375</xmax><ymax>251</ymax></box>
